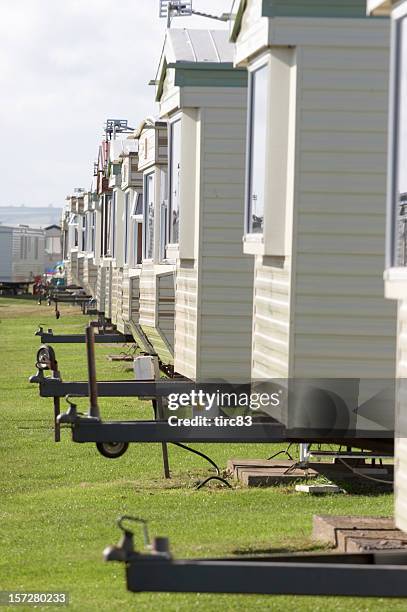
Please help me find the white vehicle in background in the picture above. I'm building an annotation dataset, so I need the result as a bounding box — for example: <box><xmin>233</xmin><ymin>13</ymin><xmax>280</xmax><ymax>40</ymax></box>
<box><xmin>0</xmin><ymin>224</ymin><xmax>46</xmax><ymax>294</ymax></box>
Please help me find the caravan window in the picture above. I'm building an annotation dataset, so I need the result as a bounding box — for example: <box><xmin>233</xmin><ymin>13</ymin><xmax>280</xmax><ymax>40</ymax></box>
<box><xmin>90</xmin><ymin>211</ymin><xmax>95</xmax><ymax>252</ymax></box>
<box><xmin>160</xmin><ymin>167</ymin><xmax>168</xmax><ymax>261</ymax></box>
<box><xmin>81</xmin><ymin>215</ymin><xmax>87</xmax><ymax>251</ymax></box>
<box><xmin>124</xmin><ymin>192</ymin><xmax>130</xmax><ymax>265</ymax></box>
<box><xmin>393</xmin><ymin>15</ymin><xmax>407</xmax><ymax>266</ymax></box>
<box><xmin>103</xmin><ymin>195</ymin><xmax>112</xmax><ymax>256</ymax></box>
<box><xmin>169</xmin><ymin>119</ymin><xmax>181</xmax><ymax>244</ymax></box>
<box><xmin>144</xmin><ymin>172</ymin><xmax>155</xmax><ymax>259</ymax></box>
<box><xmin>111</xmin><ymin>191</ymin><xmax>116</xmax><ymax>258</ymax></box>
<box><xmin>68</xmin><ymin>213</ymin><xmax>79</xmax><ymax>249</ymax></box>
<box><xmin>246</xmin><ymin>64</ymin><xmax>268</xmax><ymax>235</ymax></box>
<box><xmin>129</xmin><ymin>192</ymin><xmax>143</xmax><ymax>267</ymax></box>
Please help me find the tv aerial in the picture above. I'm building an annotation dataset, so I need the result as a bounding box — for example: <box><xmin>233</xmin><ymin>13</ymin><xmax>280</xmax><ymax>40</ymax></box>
<box><xmin>159</xmin><ymin>1</ymin><xmax>229</xmax><ymax>27</ymax></box>
<box><xmin>104</xmin><ymin>119</ymin><xmax>135</xmax><ymax>141</ymax></box>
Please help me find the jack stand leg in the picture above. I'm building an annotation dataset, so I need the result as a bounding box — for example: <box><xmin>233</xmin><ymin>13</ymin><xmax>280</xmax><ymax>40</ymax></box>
<box><xmin>299</xmin><ymin>443</ymin><xmax>310</xmax><ymax>466</ymax></box>
<box><xmin>53</xmin><ymin>397</ymin><xmax>61</xmax><ymax>442</ymax></box>
<box><xmin>152</xmin><ymin>399</ymin><xmax>170</xmax><ymax>479</ymax></box>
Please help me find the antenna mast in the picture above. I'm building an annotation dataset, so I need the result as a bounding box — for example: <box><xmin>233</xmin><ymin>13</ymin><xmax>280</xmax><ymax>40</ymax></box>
<box><xmin>159</xmin><ymin>1</ymin><xmax>229</xmax><ymax>27</ymax></box>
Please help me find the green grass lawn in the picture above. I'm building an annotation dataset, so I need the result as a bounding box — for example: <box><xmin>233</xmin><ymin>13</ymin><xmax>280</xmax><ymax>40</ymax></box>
<box><xmin>0</xmin><ymin>297</ymin><xmax>403</xmax><ymax>611</ymax></box>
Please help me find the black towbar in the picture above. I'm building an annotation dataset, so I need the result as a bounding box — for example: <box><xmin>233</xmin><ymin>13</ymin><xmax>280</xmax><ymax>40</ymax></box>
<box><xmin>104</xmin><ymin>517</ymin><xmax>407</xmax><ymax>597</ymax></box>
<box><xmin>35</xmin><ymin>327</ymin><xmax>133</xmax><ymax>344</ymax></box>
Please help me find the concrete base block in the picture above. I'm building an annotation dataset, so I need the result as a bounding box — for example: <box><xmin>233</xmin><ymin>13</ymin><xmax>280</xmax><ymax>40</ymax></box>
<box><xmin>295</xmin><ymin>484</ymin><xmax>341</xmax><ymax>494</ymax></box>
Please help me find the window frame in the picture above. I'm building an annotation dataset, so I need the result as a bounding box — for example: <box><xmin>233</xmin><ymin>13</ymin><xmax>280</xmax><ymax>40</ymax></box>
<box><xmin>124</xmin><ymin>191</ymin><xmax>130</xmax><ymax>265</ymax></box>
<box><xmin>387</xmin><ymin>6</ymin><xmax>407</xmax><ymax>270</ymax></box>
<box><xmin>129</xmin><ymin>192</ymin><xmax>143</xmax><ymax>268</ymax></box>
<box><xmin>143</xmin><ymin>171</ymin><xmax>155</xmax><ymax>261</ymax></box>
<box><xmin>245</xmin><ymin>61</ymin><xmax>269</xmax><ymax>237</ymax></box>
<box><xmin>159</xmin><ymin>166</ymin><xmax>169</xmax><ymax>262</ymax></box>
<box><xmin>168</xmin><ymin>116</ymin><xmax>182</xmax><ymax>246</ymax></box>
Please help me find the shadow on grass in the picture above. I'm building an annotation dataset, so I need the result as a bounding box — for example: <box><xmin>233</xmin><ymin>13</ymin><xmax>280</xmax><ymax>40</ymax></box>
<box><xmin>232</xmin><ymin>543</ymin><xmax>331</xmax><ymax>556</ymax></box>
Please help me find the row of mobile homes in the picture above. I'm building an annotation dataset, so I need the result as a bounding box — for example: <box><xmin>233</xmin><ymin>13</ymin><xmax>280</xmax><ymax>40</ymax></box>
<box><xmin>94</xmin><ymin>138</ymin><xmax>112</xmax><ymax>315</ymax></box>
<box><xmin>228</xmin><ymin>0</ymin><xmax>397</xmax><ymax>431</ymax></box>
<box><xmin>369</xmin><ymin>0</ymin><xmax>407</xmax><ymax>530</ymax></box>
<box><xmin>58</xmin><ymin>13</ymin><xmax>397</xmax><ymax>439</ymax></box>
<box><xmin>120</xmin><ymin>135</ymin><xmax>143</xmax><ymax>335</ymax></box>
<box><xmin>62</xmin><ymin>191</ymin><xmax>85</xmax><ymax>286</ymax></box>
<box><xmin>155</xmin><ymin>28</ymin><xmax>253</xmax><ymax>381</ymax></box>
<box><xmin>81</xmin><ymin>192</ymin><xmax>97</xmax><ymax>295</ymax></box>
<box><xmin>0</xmin><ymin>224</ymin><xmax>46</xmax><ymax>290</ymax></box>
<box><xmin>136</xmin><ymin>118</ymin><xmax>175</xmax><ymax>363</ymax></box>
<box><xmin>107</xmin><ymin>136</ymin><xmax>139</xmax><ymax>333</ymax></box>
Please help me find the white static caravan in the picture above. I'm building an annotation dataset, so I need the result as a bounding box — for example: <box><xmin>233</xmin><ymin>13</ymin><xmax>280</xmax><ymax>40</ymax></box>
<box><xmin>230</xmin><ymin>1</ymin><xmax>397</xmax><ymax>388</ymax></box>
<box><xmin>94</xmin><ymin>139</ymin><xmax>113</xmax><ymax>317</ymax></box>
<box><xmin>120</xmin><ymin>140</ymin><xmax>143</xmax><ymax>334</ymax></box>
<box><xmin>0</xmin><ymin>224</ymin><xmax>45</xmax><ymax>287</ymax></box>
<box><xmin>372</xmin><ymin>0</ymin><xmax>407</xmax><ymax>531</ymax></box>
<box><xmin>107</xmin><ymin>137</ymin><xmax>139</xmax><ymax>333</ymax></box>
<box><xmin>136</xmin><ymin>118</ymin><xmax>175</xmax><ymax>363</ymax></box>
<box><xmin>81</xmin><ymin>192</ymin><xmax>98</xmax><ymax>296</ymax></box>
<box><xmin>63</xmin><ymin>193</ymin><xmax>85</xmax><ymax>286</ymax></box>
<box><xmin>156</xmin><ymin>29</ymin><xmax>253</xmax><ymax>381</ymax></box>
<box><xmin>44</xmin><ymin>225</ymin><xmax>62</xmax><ymax>271</ymax></box>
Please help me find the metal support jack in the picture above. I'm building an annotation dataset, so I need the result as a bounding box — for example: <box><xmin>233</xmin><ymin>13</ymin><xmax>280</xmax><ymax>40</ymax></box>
<box><xmin>104</xmin><ymin>516</ymin><xmax>407</xmax><ymax>598</ymax></box>
<box><xmin>35</xmin><ymin>325</ymin><xmax>133</xmax><ymax>345</ymax></box>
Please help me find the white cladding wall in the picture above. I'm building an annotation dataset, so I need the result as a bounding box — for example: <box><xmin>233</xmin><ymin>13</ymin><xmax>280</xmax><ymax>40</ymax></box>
<box><xmin>0</xmin><ymin>228</ymin><xmax>13</xmax><ymax>281</ymax></box>
<box><xmin>122</xmin><ymin>269</ymin><xmax>140</xmax><ymax>324</ymax></box>
<box><xmin>77</xmin><ymin>255</ymin><xmax>85</xmax><ymax>287</ymax></box>
<box><xmin>68</xmin><ymin>251</ymin><xmax>79</xmax><ymax>285</ymax></box>
<box><xmin>139</xmin><ymin>262</ymin><xmax>156</xmax><ymax>328</ymax></box>
<box><xmin>11</xmin><ymin>228</ymin><xmax>45</xmax><ymax>282</ymax></box>
<box><xmin>173</xmin><ymin>101</ymin><xmax>254</xmax><ymax>381</ymax></box>
<box><xmin>396</xmin><ymin>302</ymin><xmax>407</xmax><ymax>531</ymax></box>
<box><xmin>174</xmin><ymin>262</ymin><xmax>198</xmax><ymax>380</ymax></box>
<box><xmin>104</xmin><ymin>262</ymin><xmax>113</xmax><ymax>319</ymax></box>
<box><xmin>83</xmin><ymin>257</ymin><xmax>97</xmax><ymax>295</ymax></box>
<box><xmin>252</xmin><ymin>255</ymin><xmax>291</xmax><ymax>378</ymax></box>
<box><xmin>291</xmin><ymin>41</ymin><xmax>396</xmax><ymax>377</ymax></box>
<box><xmin>96</xmin><ymin>266</ymin><xmax>106</xmax><ymax>312</ymax></box>
<box><xmin>139</xmin><ymin>262</ymin><xmax>175</xmax><ymax>355</ymax></box>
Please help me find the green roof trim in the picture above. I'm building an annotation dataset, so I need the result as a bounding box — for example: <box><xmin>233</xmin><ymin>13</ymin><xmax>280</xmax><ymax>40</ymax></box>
<box><xmin>231</xmin><ymin>0</ymin><xmax>374</xmax><ymax>42</ymax></box>
<box><xmin>174</xmin><ymin>65</ymin><xmax>247</xmax><ymax>89</ymax></box>
<box><xmin>157</xmin><ymin>62</ymin><xmax>247</xmax><ymax>101</ymax></box>
<box><xmin>261</xmin><ymin>0</ymin><xmax>368</xmax><ymax>18</ymax></box>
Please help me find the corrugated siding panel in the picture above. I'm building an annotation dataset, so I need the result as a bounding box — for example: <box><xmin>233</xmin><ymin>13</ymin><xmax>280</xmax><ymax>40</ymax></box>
<box><xmin>138</xmin><ymin>127</ymin><xmax>168</xmax><ymax>172</ymax></box>
<box><xmin>252</xmin><ymin>255</ymin><xmax>291</xmax><ymax>379</ymax></box>
<box><xmin>0</xmin><ymin>229</ymin><xmax>13</xmax><ymax>281</ymax></box>
<box><xmin>122</xmin><ymin>269</ymin><xmax>141</xmax><ymax>325</ymax></box>
<box><xmin>111</xmin><ymin>267</ymin><xmax>125</xmax><ymax>330</ymax></box>
<box><xmin>174</xmin><ymin>263</ymin><xmax>198</xmax><ymax>380</ymax></box>
<box><xmin>83</xmin><ymin>258</ymin><xmax>97</xmax><ymax>295</ymax></box>
<box><xmin>8</xmin><ymin>228</ymin><xmax>46</xmax><ymax>282</ymax></box>
<box><xmin>140</xmin><ymin>265</ymin><xmax>175</xmax><ymax>359</ymax></box>
<box><xmin>96</xmin><ymin>266</ymin><xmax>106</xmax><ymax>313</ymax></box>
<box><xmin>77</xmin><ymin>256</ymin><xmax>84</xmax><ymax>287</ymax></box>
<box><xmin>139</xmin><ymin>263</ymin><xmax>156</xmax><ymax>328</ymax></box>
<box><xmin>197</xmin><ymin>104</ymin><xmax>253</xmax><ymax>381</ymax></box>
<box><xmin>104</xmin><ymin>263</ymin><xmax>113</xmax><ymax>319</ymax></box>
<box><xmin>157</xmin><ymin>271</ymin><xmax>175</xmax><ymax>351</ymax></box>
<box><xmin>69</xmin><ymin>251</ymin><xmax>79</xmax><ymax>286</ymax></box>
<box><xmin>292</xmin><ymin>43</ymin><xmax>396</xmax><ymax>378</ymax></box>
<box><xmin>395</xmin><ymin>303</ymin><xmax>407</xmax><ymax>531</ymax></box>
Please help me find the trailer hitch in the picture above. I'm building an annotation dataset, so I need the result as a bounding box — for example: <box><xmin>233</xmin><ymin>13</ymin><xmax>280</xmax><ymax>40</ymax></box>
<box><xmin>104</xmin><ymin>517</ymin><xmax>407</xmax><ymax>597</ymax></box>
<box><xmin>104</xmin><ymin>516</ymin><xmax>170</xmax><ymax>563</ymax></box>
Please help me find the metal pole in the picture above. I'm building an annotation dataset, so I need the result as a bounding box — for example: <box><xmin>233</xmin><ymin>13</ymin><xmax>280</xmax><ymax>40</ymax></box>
<box><xmin>53</xmin><ymin>397</ymin><xmax>61</xmax><ymax>442</ymax></box>
<box><xmin>86</xmin><ymin>324</ymin><xmax>100</xmax><ymax>419</ymax></box>
<box><xmin>152</xmin><ymin>399</ymin><xmax>170</xmax><ymax>479</ymax></box>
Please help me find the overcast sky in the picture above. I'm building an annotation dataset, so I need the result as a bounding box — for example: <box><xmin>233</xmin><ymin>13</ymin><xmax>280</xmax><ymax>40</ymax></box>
<box><xmin>0</xmin><ymin>0</ymin><xmax>232</xmax><ymax>207</ymax></box>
